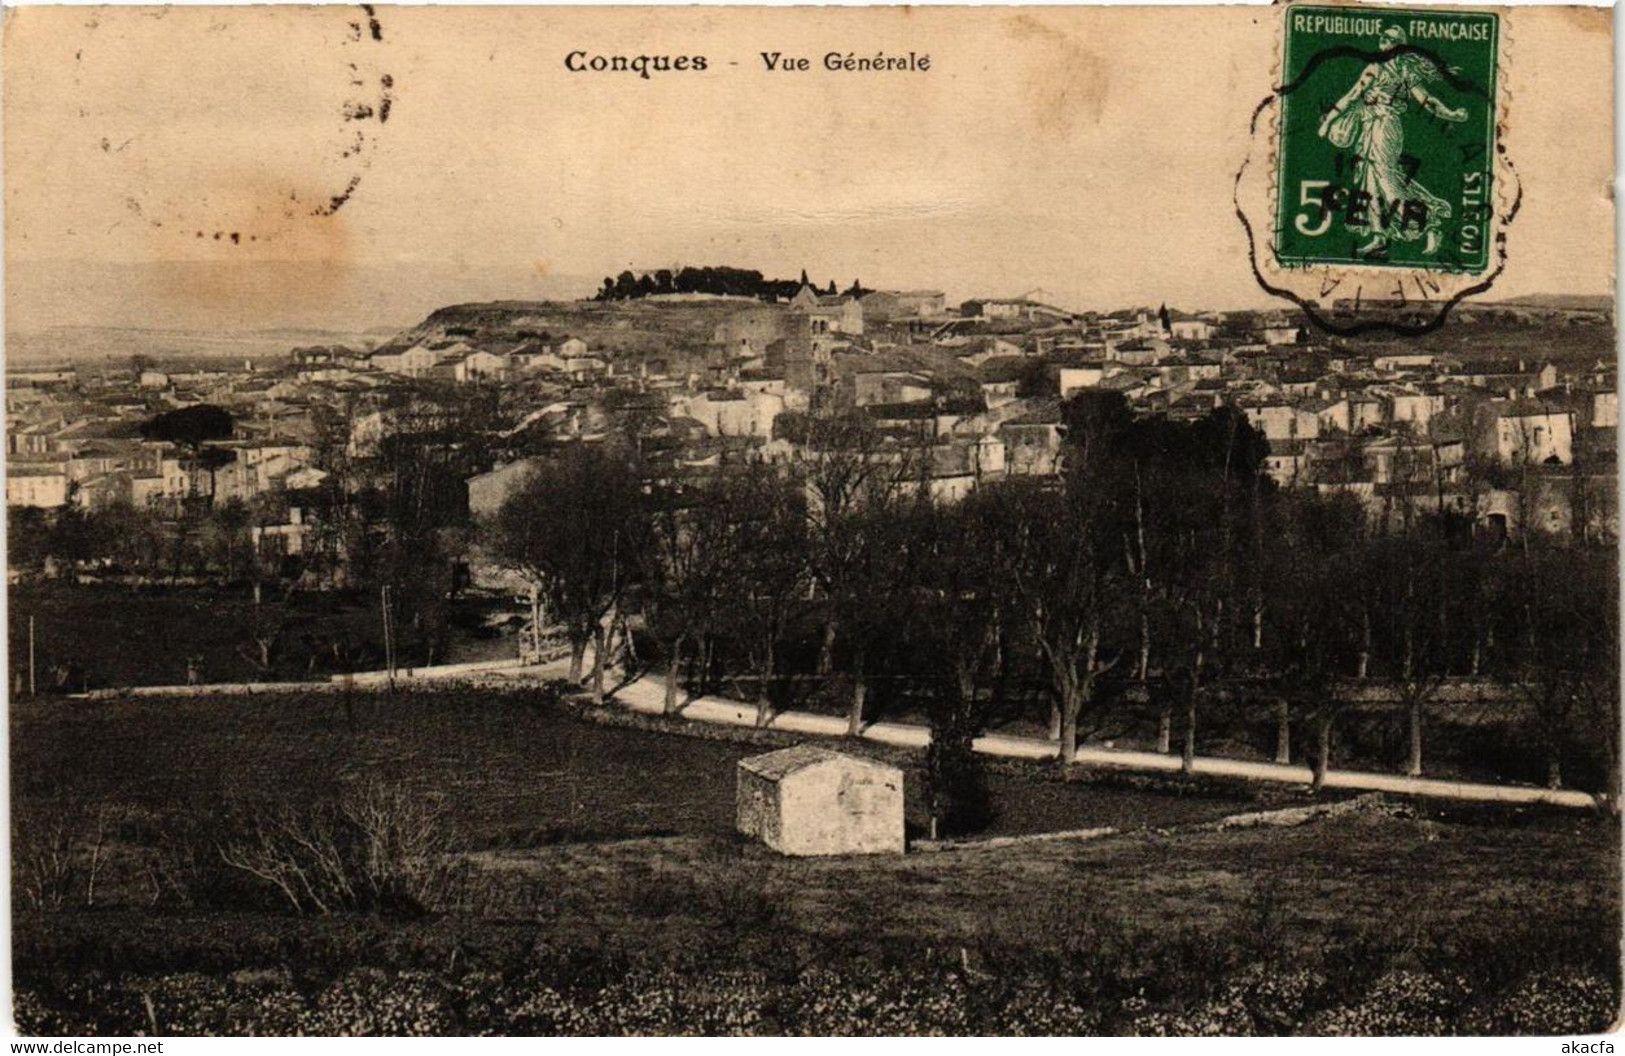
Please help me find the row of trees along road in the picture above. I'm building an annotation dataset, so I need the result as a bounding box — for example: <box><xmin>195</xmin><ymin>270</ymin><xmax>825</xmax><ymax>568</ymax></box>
<box><xmin>487</xmin><ymin>392</ymin><xmax>1619</xmax><ymax>831</ymax></box>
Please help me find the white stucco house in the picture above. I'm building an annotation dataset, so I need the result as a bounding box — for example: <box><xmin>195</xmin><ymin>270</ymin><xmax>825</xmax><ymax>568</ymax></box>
<box><xmin>1480</xmin><ymin>401</ymin><xmax>1575</xmax><ymax>465</ymax></box>
<box><xmin>736</xmin><ymin>744</ymin><xmax>905</xmax><ymax>856</ymax></box>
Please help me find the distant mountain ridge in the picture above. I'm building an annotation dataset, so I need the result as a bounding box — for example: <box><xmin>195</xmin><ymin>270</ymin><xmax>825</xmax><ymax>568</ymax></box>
<box><xmin>4</xmin><ymin>325</ymin><xmax>386</xmax><ymax>365</ymax></box>
<box><xmin>4</xmin><ymin>259</ymin><xmax>601</xmax><ymax>339</ymax></box>
<box><xmin>1489</xmin><ymin>293</ymin><xmax>1614</xmax><ymax>312</ymax></box>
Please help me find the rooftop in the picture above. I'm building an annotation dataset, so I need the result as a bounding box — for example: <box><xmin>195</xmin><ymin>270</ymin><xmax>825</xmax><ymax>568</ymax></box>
<box><xmin>737</xmin><ymin>743</ymin><xmax>892</xmax><ymax>781</ymax></box>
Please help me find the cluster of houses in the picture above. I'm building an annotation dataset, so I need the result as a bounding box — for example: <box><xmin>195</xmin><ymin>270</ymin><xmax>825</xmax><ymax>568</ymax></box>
<box><xmin>364</xmin><ymin>336</ymin><xmax>610</xmax><ymax>384</ymax></box>
<box><xmin>6</xmin><ymin>367</ymin><xmax>323</xmax><ymax>517</ymax></box>
<box><xmin>8</xmin><ymin>282</ymin><xmax>1617</xmax><ymax>565</ymax></box>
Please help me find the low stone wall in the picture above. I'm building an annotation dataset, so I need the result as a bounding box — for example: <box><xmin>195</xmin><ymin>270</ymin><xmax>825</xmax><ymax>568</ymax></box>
<box><xmin>79</xmin><ymin>680</ymin><xmax>338</xmax><ymax>700</ymax></box>
<box><xmin>72</xmin><ymin>650</ymin><xmax>573</xmax><ymax>700</ymax></box>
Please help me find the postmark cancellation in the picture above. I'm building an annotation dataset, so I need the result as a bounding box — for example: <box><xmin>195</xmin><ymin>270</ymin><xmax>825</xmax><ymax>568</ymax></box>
<box><xmin>1238</xmin><ymin>2</ymin><xmax>1516</xmax><ymax>334</ymax></box>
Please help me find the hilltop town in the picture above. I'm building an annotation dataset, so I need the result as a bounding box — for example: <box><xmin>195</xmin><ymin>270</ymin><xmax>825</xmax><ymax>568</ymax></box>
<box><xmin>9</xmin><ymin>272</ymin><xmax>1621</xmax><ymax>1037</ymax></box>
<box><xmin>7</xmin><ymin>272</ymin><xmax>1616</xmax><ymax>562</ymax></box>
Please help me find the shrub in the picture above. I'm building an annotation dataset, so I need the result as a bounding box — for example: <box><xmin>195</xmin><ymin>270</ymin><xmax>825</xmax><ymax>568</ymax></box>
<box><xmin>339</xmin><ymin>779</ymin><xmax>467</xmax><ymax>915</ymax></box>
<box><xmin>533</xmin><ymin>678</ymin><xmax>578</xmax><ymax>709</ymax></box>
<box><xmin>1304</xmin><ymin>970</ymin><xmax>1474</xmax><ymax>1035</ymax></box>
<box><xmin>1471</xmin><ymin>971</ymin><xmax>1619</xmax><ymax>1035</ymax></box>
<box><xmin>12</xmin><ymin>988</ymin><xmax>98</xmax><ymax>1036</ymax></box>
<box><xmin>123</xmin><ymin>973</ymin><xmax>233</xmax><ymax>1036</ymax></box>
<box><xmin>13</xmin><ymin>801</ymin><xmax>119</xmax><ymax>912</ymax></box>
<box><xmin>924</xmin><ymin>726</ymin><xmax>993</xmax><ymax>837</ymax></box>
<box><xmin>142</xmin><ymin>810</ymin><xmax>266</xmax><ymax>911</ymax></box>
<box><xmin>13</xmin><ymin>807</ymin><xmax>78</xmax><ymax>912</ymax></box>
<box><xmin>212</xmin><ymin>778</ymin><xmax>464</xmax><ymax>917</ymax></box>
<box><xmin>692</xmin><ymin>844</ymin><xmax>782</xmax><ymax>931</ymax></box>
<box><xmin>627</xmin><ymin>876</ymin><xmax>692</xmax><ymax>921</ymax></box>
<box><xmin>223</xmin><ymin>982</ymin><xmax>310</xmax><ymax>1037</ymax></box>
<box><xmin>304</xmin><ymin>969</ymin><xmax>457</xmax><ymax>1035</ymax></box>
<box><xmin>10</xmin><ymin>957</ymin><xmax>1622</xmax><ymax>1036</ymax></box>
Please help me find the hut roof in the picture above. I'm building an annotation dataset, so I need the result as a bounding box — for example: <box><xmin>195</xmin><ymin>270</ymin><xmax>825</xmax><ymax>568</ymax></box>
<box><xmin>737</xmin><ymin>744</ymin><xmax>890</xmax><ymax>782</ymax></box>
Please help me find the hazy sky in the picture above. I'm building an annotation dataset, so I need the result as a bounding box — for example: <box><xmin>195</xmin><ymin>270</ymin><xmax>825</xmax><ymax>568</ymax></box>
<box><xmin>4</xmin><ymin>5</ymin><xmax>1614</xmax><ymax>332</ymax></box>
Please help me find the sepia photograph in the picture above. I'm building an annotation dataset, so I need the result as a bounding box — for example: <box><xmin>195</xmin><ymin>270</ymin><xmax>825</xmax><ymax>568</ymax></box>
<box><xmin>2</xmin><ymin>0</ymin><xmax>1619</xmax><ymax>1039</ymax></box>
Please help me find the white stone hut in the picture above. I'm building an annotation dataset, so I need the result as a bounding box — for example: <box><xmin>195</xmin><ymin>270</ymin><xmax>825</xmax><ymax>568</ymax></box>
<box><xmin>735</xmin><ymin>744</ymin><xmax>905</xmax><ymax>856</ymax></box>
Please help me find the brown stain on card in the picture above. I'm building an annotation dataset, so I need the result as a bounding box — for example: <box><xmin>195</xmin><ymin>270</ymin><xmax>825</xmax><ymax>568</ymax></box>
<box><xmin>1004</xmin><ymin>13</ymin><xmax>1109</xmax><ymax>134</ymax></box>
<box><xmin>142</xmin><ymin>169</ymin><xmax>354</xmax><ymax>319</ymax></box>
<box><xmin>1546</xmin><ymin>5</ymin><xmax>1610</xmax><ymax>36</ymax></box>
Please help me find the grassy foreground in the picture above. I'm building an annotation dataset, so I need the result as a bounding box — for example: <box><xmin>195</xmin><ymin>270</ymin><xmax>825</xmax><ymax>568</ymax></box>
<box><xmin>11</xmin><ymin>688</ymin><xmax>1620</xmax><ymax>1035</ymax></box>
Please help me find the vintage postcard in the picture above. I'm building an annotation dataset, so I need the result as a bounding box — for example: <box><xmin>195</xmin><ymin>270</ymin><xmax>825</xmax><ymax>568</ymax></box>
<box><xmin>4</xmin><ymin>2</ymin><xmax>1617</xmax><ymax>1040</ymax></box>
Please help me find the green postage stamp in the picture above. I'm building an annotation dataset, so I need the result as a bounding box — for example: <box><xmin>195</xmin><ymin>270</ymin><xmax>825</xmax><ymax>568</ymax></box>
<box><xmin>1274</xmin><ymin>5</ymin><xmax>1499</xmax><ymax>275</ymax></box>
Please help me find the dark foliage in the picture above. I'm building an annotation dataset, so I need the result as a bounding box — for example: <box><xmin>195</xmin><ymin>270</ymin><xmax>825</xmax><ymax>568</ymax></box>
<box><xmin>139</xmin><ymin>404</ymin><xmax>235</xmax><ymax>451</ymax></box>
<box><xmin>595</xmin><ymin>264</ymin><xmax>815</xmax><ymax>303</ymax></box>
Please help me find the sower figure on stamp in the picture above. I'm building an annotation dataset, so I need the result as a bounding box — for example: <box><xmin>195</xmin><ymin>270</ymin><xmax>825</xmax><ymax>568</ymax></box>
<box><xmin>1317</xmin><ymin>25</ymin><xmax>1468</xmax><ymax>256</ymax></box>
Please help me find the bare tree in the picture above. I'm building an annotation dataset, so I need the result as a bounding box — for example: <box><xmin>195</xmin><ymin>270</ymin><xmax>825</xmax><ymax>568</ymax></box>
<box><xmin>1575</xmin><ymin>570</ymin><xmax>1621</xmax><ymax>809</ymax></box>
<box><xmin>640</xmin><ymin>467</ymin><xmax>735</xmax><ymax>714</ymax></box>
<box><xmin>237</xmin><ymin>608</ymin><xmax>288</xmax><ymax>677</ymax></box>
<box><xmin>712</xmin><ymin>462</ymin><xmax>809</xmax><ymax>727</ymax></box>
<box><xmin>1503</xmin><ymin>546</ymin><xmax>1612</xmax><ymax>790</ymax></box>
<box><xmin>1263</xmin><ymin>493</ymin><xmax>1365</xmax><ymax>791</ymax></box>
<box><xmin>798</xmin><ymin>411</ymin><xmax>909</xmax><ymax>676</ymax></box>
<box><xmin>997</xmin><ymin>394</ymin><xmax>1131</xmax><ymax>759</ymax></box>
<box><xmin>1007</xmin><ymin>474</ymin><xmax>1125</xmax><ymax>764</ymax></box>
<box><xmin>838</xmin><ymin>496</ymin><xmax>931</xmax><ymax>735</ymax></box>
<box><xmin>487</xmin><ymin>444</ymin><xmax>647</xmax><ymax>702</ymax></box>
<box><xmin>794</xmin><ymin>411</ymin><xmax>925</xmax><ymax>733</ymax></box>
<box><xmin>906</xmin><ymin>490</ymin><xmax>1017</xmax><ymax>835</ymax></box>
<box><xmin>1364</xmin><ymin>530</ymin><xmax>1452</xmax><ymax>777</ymax></box>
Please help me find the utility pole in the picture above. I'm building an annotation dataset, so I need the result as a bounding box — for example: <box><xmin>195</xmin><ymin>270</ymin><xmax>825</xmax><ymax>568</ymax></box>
<box><xmin>529</xmin><ymin>584</ymin><xmax>543</xmax><ymax>664</ymax></box>
<box><xmin>28</xmin><ymin>615</ymin><xmax>37</xmax><ymax>697</ymax></box>
<box><xmin>380</xmin><ymin>585</ymin><xmax>396</xmax><ymax>690</ymax></box>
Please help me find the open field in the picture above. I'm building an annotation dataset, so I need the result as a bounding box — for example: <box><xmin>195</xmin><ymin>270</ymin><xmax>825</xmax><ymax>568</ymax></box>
<box><xmin>11</xmin><ymin>688</ymin><xmax>1620</xmax><ymax>1035</ymax></box>
<box><xmin>10</xmin><ymin>689</ymin><xmax>1262</xmax><ymax>847</ymax></box>
<box><xmin>6</xmin><ymin>584</ymin><xmax>518</xmax><ymax>692</ymax></box>
<box><xmin>1336</xmin><ymin>317</ymin><xmax>1616</xmax><ymax>366</ymax></box>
